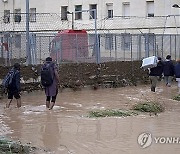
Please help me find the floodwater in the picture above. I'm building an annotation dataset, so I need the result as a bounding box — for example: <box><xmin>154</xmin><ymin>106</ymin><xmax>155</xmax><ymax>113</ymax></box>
<box><xmin>0</xmin><ymin>83</ymin><xmax>180</xmax><ymax>154</ymax></box>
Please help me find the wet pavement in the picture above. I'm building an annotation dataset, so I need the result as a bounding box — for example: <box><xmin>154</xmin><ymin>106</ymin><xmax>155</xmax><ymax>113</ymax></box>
<box><xmin>0</xmin><ymin>83</ymin><xmax>180</xmax><ymax>154</ymax></box>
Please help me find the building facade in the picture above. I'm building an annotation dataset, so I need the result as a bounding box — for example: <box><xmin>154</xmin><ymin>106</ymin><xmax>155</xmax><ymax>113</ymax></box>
<box><xmin>0</xmin><ymin>0</ymin><xmax>180</xmax><ymax>34</ymax></box>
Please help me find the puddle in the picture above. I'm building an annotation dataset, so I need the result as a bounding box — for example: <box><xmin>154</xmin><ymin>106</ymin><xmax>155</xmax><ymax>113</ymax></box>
<box><xmin>0</xmin><ymin>83</ymin><xmax>180</xmax><ymax>153</ymax></box>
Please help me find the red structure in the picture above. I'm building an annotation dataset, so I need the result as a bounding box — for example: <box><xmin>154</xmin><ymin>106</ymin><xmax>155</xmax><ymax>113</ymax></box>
<box><xmin>50</xmin><ymin>29</ymin><xmax>88</xmax><ymax>62</ymax></box>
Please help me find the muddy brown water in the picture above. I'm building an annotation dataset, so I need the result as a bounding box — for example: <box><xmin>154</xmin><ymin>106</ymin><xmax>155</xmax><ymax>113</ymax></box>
<box><xmin>0</xmin><ymin>83</ymin><xmax>180</xmax><ymax>154</ymax></box>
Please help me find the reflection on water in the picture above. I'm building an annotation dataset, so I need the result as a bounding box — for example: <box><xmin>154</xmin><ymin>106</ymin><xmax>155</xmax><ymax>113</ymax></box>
<box><xmin>0</xmin><ymin>83</ymin><xmax>180</xmax><ymax>154</ymax></box>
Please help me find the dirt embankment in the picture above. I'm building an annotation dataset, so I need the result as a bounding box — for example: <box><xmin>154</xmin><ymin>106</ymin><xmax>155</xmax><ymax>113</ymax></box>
<box><xmin>0</xmin><ymin>61</ymin><xmax>149</xmax><ymax>94</ymax></box>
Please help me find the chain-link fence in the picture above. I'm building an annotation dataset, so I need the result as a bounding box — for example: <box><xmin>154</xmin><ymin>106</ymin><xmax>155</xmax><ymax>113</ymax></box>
<box><xmin>0</xmin><ymin>32</ymin><xmax>180</xmax><ymax>66</ymax></box>
<box><xmin>0</xmin><ymin>13</ymin><xmax>180</xmax><ymax>66</ymax></box>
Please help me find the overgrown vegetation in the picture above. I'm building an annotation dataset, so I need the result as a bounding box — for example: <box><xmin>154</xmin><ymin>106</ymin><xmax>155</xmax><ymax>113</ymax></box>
<box><xmin>133</xmin><ymin>101</ymin><xmax>165</xmax><ymax>113</ymax></box>
<box><xmin>0</xmin><ymin>137</ymin><xmax>46</xmax><ymax>154</ymax></box>
<box><xmin>89</xmin><ymin>109</ymin><xmax>138</xmax><ymax>118</ymax></box>
<box><xmin>173</xmin><ymin>95</ymin><xmax>180</xmax><ymax>101</ymax></box>
<box><xmin>0</xmin><ymin>137</ymin><xmax>29</xmax><ymax>154</ymax></box>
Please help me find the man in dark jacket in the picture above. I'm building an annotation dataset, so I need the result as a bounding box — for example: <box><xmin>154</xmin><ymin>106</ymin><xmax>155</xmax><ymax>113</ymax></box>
<box><xmin>163</xmin><ymin>55</ymin><xmax>174</xmax><ymax>87</ymax></box>
<box><xmin>174</xmin><ymin>59</ymin><xmax>180</xmax><ymax>94</ymax></box>
<box><xmin>6</xmin><ymin>63</ymin><xmax>21</xmax><ymax>108</ymax></box>
<box><xmin>149</xmin><ymin>57</ymin><xmax>164</xmax><ymax>92</ymax></box>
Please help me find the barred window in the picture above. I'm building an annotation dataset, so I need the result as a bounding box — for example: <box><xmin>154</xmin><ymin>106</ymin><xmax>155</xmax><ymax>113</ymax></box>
<box><xmin>4</xmin><ymin>10</ymin><xmax>10</xmax><ymax>23</ymax></box>
<box><xmin>147</xmin><ymin>1</ymin><xmax>154</xmax><ymax>17</ymax></box>
<box><xmin>29</xmin><ymin>8</ymin><xmax>36</xmax><ymax>22</ymax></box>
<box><xmin>106</xmin><ymin>3</ymin><xmax>113</xmax><ymax>19</ymax></box>
<box><xmin>61</xmin><ymin>6</ymin><xmax>68</xmax><ymax>20</ymax></box>
<box><xmin>89</xmin><ymin>4</ymin><xmax>97</xmax><ymax>19</ymax></box>
<box><xmin>75</xmin><ymin>5</ymin><xmax>82</xmax><ymax>20</ymax></box>
<box><xmin>14</xmin><ymin>9</ymin><xmax>21</xmax><ymax>23</ymax></box>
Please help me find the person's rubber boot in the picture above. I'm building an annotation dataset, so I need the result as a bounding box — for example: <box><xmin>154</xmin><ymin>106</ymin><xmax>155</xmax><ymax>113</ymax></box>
<box><xmin>151</xmin><ymin>86</ymin><xmax>155</xmax><ymax>92</ymax></box>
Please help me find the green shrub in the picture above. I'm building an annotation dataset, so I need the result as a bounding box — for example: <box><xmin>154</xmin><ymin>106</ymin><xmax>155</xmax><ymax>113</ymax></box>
<box><xmin>173</xmin><ymin>95</ymin><xmax>180</xmax><ymax>101</ymax></box>
<box><xmin>133</xmin><ymin>101</ymin><xmax>164</xmax><ymax>113</ymax></box>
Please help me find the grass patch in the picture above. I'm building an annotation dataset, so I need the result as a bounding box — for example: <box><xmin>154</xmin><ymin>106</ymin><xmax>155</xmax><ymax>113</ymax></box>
<box><xmin>133</xmin><ymin>101</ymin><xmax>164</xmax><ymax>113</ymax></box>
<box><xmin>0</xmin><ymin>136</ymin><xmax>43</xmax><ymax>154</ymax></box>
<box><xmin>89</xmin><ymin>109</ymin><xmax>138</xmax><ymax>118</ymax></box>
<box><xmin>173</xmin><ymin>95</ymin><xmax>180</xmax><ymax>101</ymax></box>
<box><xmin>88</xmin><ymin>101</ymin><xmax>165</xmax><ymax>118</ymax></box>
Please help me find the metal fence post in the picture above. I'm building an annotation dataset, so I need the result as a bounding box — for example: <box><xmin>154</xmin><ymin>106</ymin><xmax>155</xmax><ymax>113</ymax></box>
<box><xmin>138</xmin><ymin>35</ymin><xmax>141</xmax><ymax>60</ymax></box>
<box><xmin>130</xmin><ymin>34</ymin><xmax>133</xmax><ymax>61</ymax></box>
<box><xmin>55</xmin><ymin>41</ymin><xmax>58</xmax><ymax>64</ymax></box>
<box><xmin>115</xmin><ymin>35</ymin><xmax>117</xmax><ymax>61</ymax></box>
<box><xmin>175</xmin><ymin>35</ymin><xmax>177</xmax><ymax>60</ymax></box>
<box><xmin>170</xmin><ymin>35</ymin><xmax>172</xmax><ymax>56</ymax></box>
<box><xmin>154</xmin><ymin>35</ymin><xmax>157</xmax><ymax>56</ymax></box>
<box><xmin>39</xmin><ymin>36</ymin><xmax>42</xmax><ymax>64</ymax></box>
<box><xmin>9</xmin><ymin>36</ymin><xmax>12</xmax><ymax>66</ymax></box>
<box><xmin>76</xmin><ymin>34</ymin><xmax>78</xmax><ymax>62</ymax></box>
<box><xmin>0</xmin><ymin>37</ymin><xmax>3</xmax><ymax>58</ymax></box>
<box><xmin>59</xmin><ymin>36</ymin><xmax>62</xmax><ymax>63</ymax></box>
<box><xmin>26</xmin><ymin>0</ymin><xmax>31</xmax><ymax>65</ymax></box>
<box><xmin>94</xmin><ymin>9</ymin><xmax>100</xmax><ymax>64</ymax></box>
<box><xmin>161</xmin><ymin>35</ymin><xmax>164</xmax><ymax>58</ymax></box>
<box><xmin>123</xmin><ymin>35</ymin><xmax>125</xmax><ymax>61</ymax></box>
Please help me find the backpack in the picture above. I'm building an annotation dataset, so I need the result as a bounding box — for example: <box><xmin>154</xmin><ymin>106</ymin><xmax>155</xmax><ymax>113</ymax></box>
<box><xmin>41</xmin><ymin>63</ymin><xmax>54</xmax><ymax>87</ymax></box>
<box><xmin>2</xmin><ymin>69</ymin><xmax>15</xmax><ymax>89</ymax></box>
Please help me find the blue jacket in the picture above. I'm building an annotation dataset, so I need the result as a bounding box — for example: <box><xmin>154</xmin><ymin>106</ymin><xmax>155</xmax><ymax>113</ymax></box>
<box><xmin>174</xmin><ymin>63</ymin><xmax>180</xmax><ymax>78</ymax></box>
<box><xmin>9</xmin><ymin>69</ymin><xmax>21</xmax><ymax>92</ymax></box>
<box><xmin>163</xmin><ymin>60</ymin><xmax>174</xmax><ymax>76</ymax></box>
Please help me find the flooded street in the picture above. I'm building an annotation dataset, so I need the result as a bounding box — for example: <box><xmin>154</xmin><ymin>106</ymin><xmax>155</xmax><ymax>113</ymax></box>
<box><xmin>0</xmin><ymin>83</ymin><xmax>180</xmax><ymax>154</ymax></box>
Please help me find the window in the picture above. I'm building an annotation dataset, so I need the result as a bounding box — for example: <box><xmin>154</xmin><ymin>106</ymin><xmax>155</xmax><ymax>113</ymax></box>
<box><xmin>121</xmin><ymin>33</ymin><xmax>131</xmax><ymax>50</ymax></box>
<box><xmin>14</xmin><ymin>9</ymin><xmax>21</xmax><ymax>23</ymax></box>
<box><xmin>61</xmin><ymin>6</ymin><xmax>68</xmax><ymax>20</ymax></box>
<box><xmin>106</xmin><ymin>3</ymin><xmax>113</xmax><ymax>19</ymax></box>
<box><xmin>29</xmin><ymin>8</ymin><xmax>36</xmax><ymax>22</ymax></box>
<box><xmin>105</xmin><ymin>34</ymin><xmax>114</xmax><ymax>50</ymax></box>
<box><xmin>122</xmin><ymin>2</ymin><xmax>130</xmax><ymax>17</ymax></box>
<box><xmin>89</xmin><ymin>4</ymin><xmax>97</xmax><ymax>19</ymax></box>
<box><xmin>4</xmin><ymin>10</ymin><xmax>10</xmax><ymax>23</ymax></box>
<box><xmin>146</xmin><ymin>1</ymin><xmax>154</xmax><ymax>17</ymax></box>
<box><xmin>75</xmin><ymin>5</ymin><xmax>82</xmax><ymax>20</ymax></box>
<box><xmin>15</xmin><ymin>34</ymin><xmax>21</xmax><ymax>48</ymax></box>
